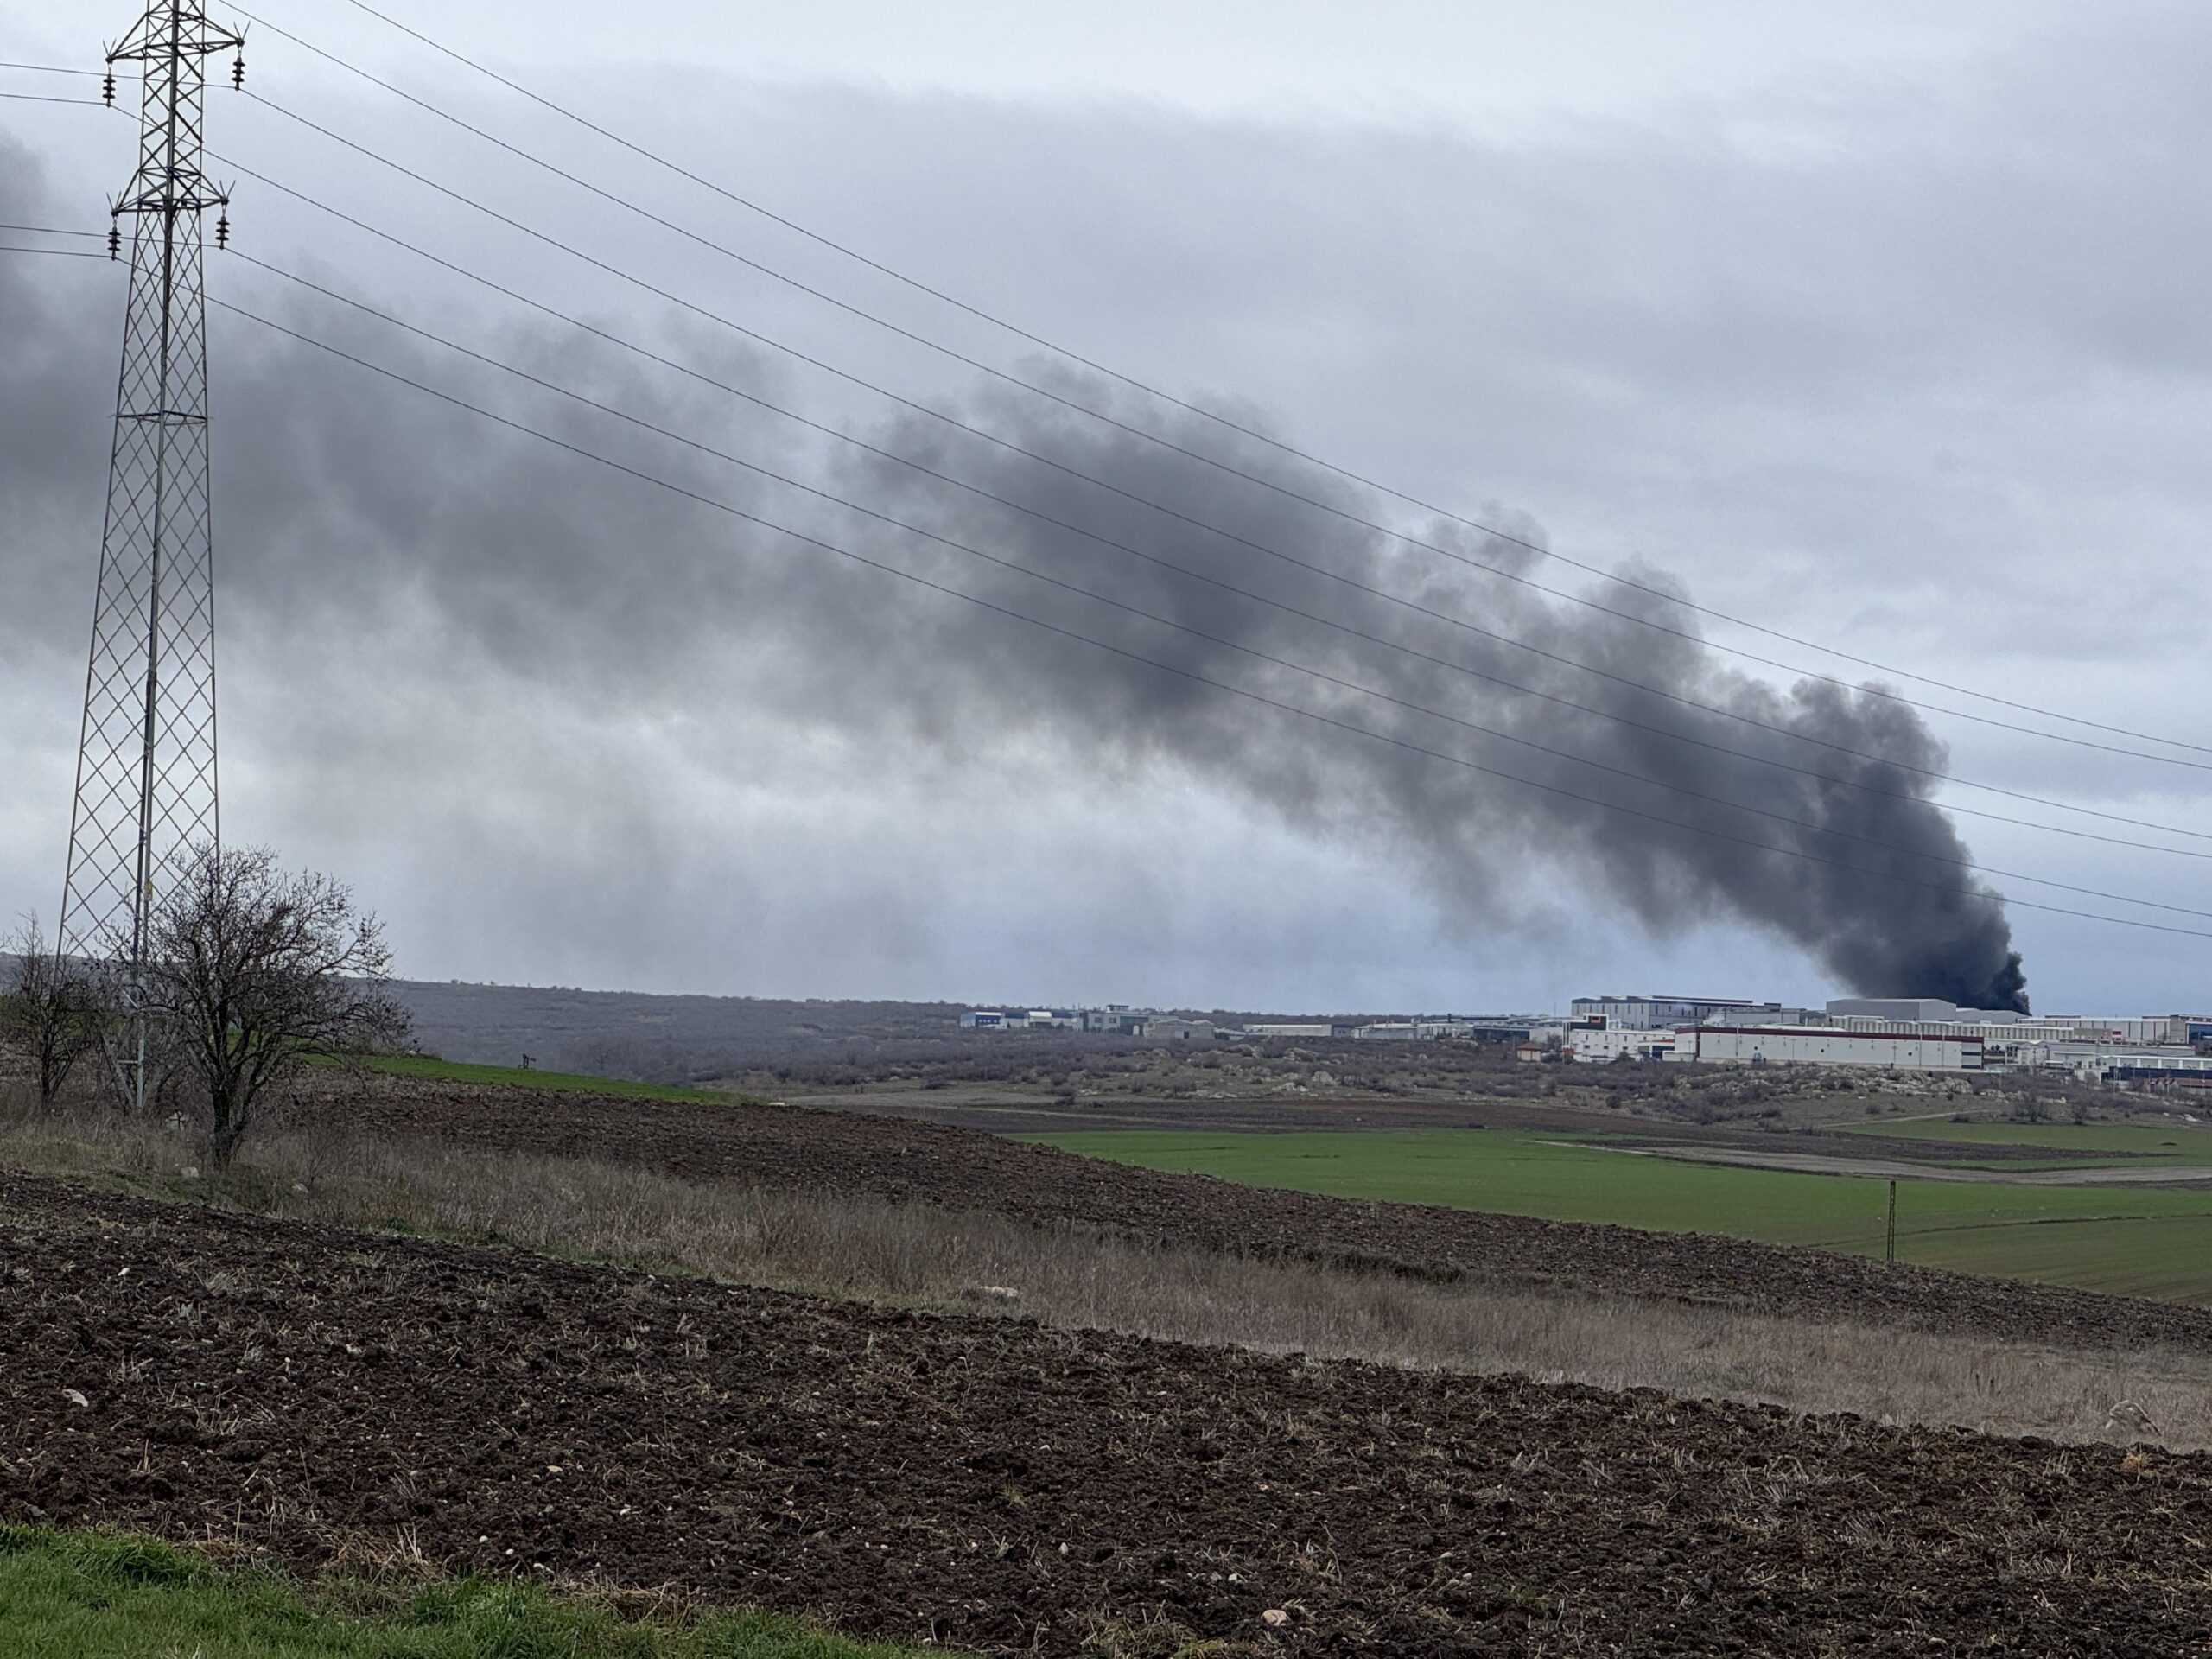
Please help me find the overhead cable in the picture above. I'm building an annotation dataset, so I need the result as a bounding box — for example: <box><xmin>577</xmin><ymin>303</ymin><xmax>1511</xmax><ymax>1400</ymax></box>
<box><xmin>237</xmin><ymin>3</ymin><xmax>2212</xmax><ymax>762</ymax></box>
<box><xmin>203</xmin><ymin>107</ymin><xmax>2212</xmax><ymax>796</ymax></box>
<box><xmin>0</xmin><ymin>242</ymin><xmax>111</xmax><ymax>257</ymax></box>
<box><xmin>225</xmin><ymin>245</ymin><xmax>2212</xmax><ymax>913</ymax></box>
<box><xmin>207</xmin><ymin>220</ymin><xmax>2212</xmax><ymax>862</ymax></box>
<box><xmin>199</xmin><ymin>285</ymin><xmax>2212</xmax><ymax>939</ymax></box>
<box><xmin>210</xmin><ymin>99</ymin><xmax>2212</xmax><ymax>778</ymax></box>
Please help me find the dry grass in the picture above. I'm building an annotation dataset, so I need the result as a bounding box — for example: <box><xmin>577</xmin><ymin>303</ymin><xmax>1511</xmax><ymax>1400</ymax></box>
<box><xmin>9</xmin><ymin>1083</ymin><xmax>2212</xmax><ymax>1452</ymax></box>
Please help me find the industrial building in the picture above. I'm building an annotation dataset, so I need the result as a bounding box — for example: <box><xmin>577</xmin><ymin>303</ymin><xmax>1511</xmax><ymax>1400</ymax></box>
<box><xmin>1573</xmin><ymin>994</ymin><xmax>1829</xmax><ymax>1030</ymax></box>
<box><xmin>957</xmin><ymin>1006</ymin><xmax>1566</xmax><ymax>1046</ymax></box>
<box><xmin>1676</xmin><ymin>1026</ymin><xmax>1983</xmax><ymax>1071</ymax></box>
<box><xmin>958</xmin><ymin>1008</ymin><xmax>1084</xmax><ymax>1031</ymax></box>
<box><xmin>1568</xmin><ymin>992</ymin><xmax>2212</xmax><ymax>1078</ymax></box>
<box><xmin>2026</xmin><ymin>1045</ymin><xmax>2212</xmax><ymax>1086</ymax></box>
<box><xmin>957</xmin><ymin>1006</ymin><xmax>1214</xmax><ymax>1040</ymax></box>
<box><xmin>1571</xmin><ymin>995</ymin><xmax>1764</xmax><ymax>1031</ymax></box>
<box><xmin>955</xmin><ymin>991</ymin><xmax>2203</xmax><ymax>1077</ymax></box>
<box><xmin>1569</xmin><ymin>1027</ymin><xmax>1679</xmax><ymax>1064</ymax></box>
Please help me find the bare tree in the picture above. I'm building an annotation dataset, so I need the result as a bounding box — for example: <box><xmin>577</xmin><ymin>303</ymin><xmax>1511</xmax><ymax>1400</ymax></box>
<box><xmin>131</xmin><ymin>846</ymin><xmax>410</xmax><ymax>1168</ymax></box>
<box><xmin>0</xmin><ymin>916</ymin><xmax>109</xmax><ymax>1109</ymax></box>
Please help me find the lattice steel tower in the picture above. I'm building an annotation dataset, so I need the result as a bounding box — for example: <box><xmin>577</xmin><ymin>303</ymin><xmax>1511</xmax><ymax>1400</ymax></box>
<box><xmin>59</xmin><ymin>3</ymin><xmax>244</xmax><ymax>1110</ymax></box>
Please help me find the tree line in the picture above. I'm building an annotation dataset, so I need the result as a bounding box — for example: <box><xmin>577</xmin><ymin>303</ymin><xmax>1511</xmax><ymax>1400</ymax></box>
<box><xmin>1</xmin><ymin>845</ymin><xmax>408</xmax><ymax>1167</ymax></box>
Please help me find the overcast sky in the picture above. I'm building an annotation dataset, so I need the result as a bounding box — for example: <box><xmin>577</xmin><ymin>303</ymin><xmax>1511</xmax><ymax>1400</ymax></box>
<box><xmin>1</xmin><ymin>1</ymin><xmax>2207</xmax><ymax>1015</ymax></box>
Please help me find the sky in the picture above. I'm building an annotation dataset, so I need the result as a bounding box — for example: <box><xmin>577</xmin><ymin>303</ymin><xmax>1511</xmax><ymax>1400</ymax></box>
<box><xmin>0</xmin><ymin>0</ymin><xmax>2207</xmax><ymax>1016</ymax></box>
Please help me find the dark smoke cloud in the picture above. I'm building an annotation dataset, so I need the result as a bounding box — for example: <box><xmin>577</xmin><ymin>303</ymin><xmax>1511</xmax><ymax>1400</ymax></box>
<box><xmin>814</xmin><ymin>377</ymin><xmax>2031</xmax><ymax>1012</ymax></box>
<box><xmin>1</xmin><ymin>127</ymin><xmax>2027</xmax><ymax>1008</ymax></box>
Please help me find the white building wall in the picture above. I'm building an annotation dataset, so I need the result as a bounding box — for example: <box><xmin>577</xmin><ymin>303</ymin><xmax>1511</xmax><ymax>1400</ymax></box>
<box><xmin>1570</xmin><ymin>1027</ymin><xmax>1678</xmax><ymax>1063</ymax></box>
<box><xmin>1688</xmin><ymin>1027</ymin><xmax>1980</xmax><ymax>1071</ymax></box>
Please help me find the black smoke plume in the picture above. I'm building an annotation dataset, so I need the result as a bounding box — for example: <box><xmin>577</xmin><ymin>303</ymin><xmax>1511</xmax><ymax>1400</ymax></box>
<box><xmin>0</xmin><ymin>137</ymin><xmax>2029</xmax><ymax>1008</ymax></box>
<box><xmin>810</xmin><ymin>377</ymin><xmax>2031</xmax><ymax>1013</ymax></box>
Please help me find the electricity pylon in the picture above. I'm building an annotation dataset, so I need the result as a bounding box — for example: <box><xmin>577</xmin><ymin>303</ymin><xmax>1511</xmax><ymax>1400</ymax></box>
<box><xmin>58</xmin><ymin>3</ymin><xmax>245</xmax><ymax>1112</ymax></box>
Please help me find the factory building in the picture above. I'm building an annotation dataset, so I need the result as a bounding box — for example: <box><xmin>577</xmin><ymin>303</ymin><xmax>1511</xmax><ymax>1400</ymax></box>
<box><xmin>959</xmin><ymin>1006</ymin><xmax>1220</xmax><ymax>1040</ymax></box>
<box><xmin>957</xmin><ymin>1007</ymin><xmax>1084</xmax><ymax>1031</ymax></box>
<box><xmin>1356</xmin><ymin>1020</ymin><xmax>1457</xmax><ymax>1041</ymax></box>
<box><xmin>2018</xmin><ymin>1045</ymin><xmax>2212</xmax><ymax>1085</ymax></box>
<box><xmin>1567</xmin><ymin>990</ymin><xmax>2207</xmax><ymax>1077</ymax></box>
<box><xmin>960</xmin><ymin>993</ymin><xmax>2203</xmax><ymax>1071</ymax></box>
<box><xmin>1144</xmin><ymin>1017</ymin><xmax>1217</xmax><ymax>1042</ymax></box>
<box><xmin>1570</xmin><ymin>1027</ymin><xmax>1678</xmax><ymax>1063</ymax></box>
<box><xmin>1573</xmin><ymin>995</ymin><xmax>1834</xmax><ymax>1031</ymax></box>
<box><xmin>1572</xmin><ymin>995</ymin><xmax>1762</xmax><ymax>1031</ymax></box>
<box><xmin>1675</xmin><ymin>1026</ymin><xmax>1984</xmax><ymax>1071</ymax></box>
<box><xmin>1574</xmin><ymin>1021</ymin><xmax>1983</xmax><ymax>1071</ymax></box>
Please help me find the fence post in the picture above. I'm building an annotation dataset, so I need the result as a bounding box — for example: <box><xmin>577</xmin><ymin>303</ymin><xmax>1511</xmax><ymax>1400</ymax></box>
<box><xmin>1886</xmin><ymin>1179</ymin><xmax>1897</xmax><ymax>1266</ymax></box>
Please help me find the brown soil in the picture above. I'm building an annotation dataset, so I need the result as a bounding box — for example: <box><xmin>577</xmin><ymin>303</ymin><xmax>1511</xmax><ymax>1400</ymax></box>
<box><xmin>6</xmin><ymin>1171</ymin><xmax>2211</xmax><ymax>1657</ymax></box>
<box><xmin>289</xmin><ymin>1075</ymin><xmax>2212</xmax><ymax>1356</ymax></box>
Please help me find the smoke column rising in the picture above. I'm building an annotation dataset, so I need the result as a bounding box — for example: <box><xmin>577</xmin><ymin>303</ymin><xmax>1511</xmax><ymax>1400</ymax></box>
<box><xmin>817</xmin><ymin>374</ymin><xmax>2031</xmax><ymax>1012</ymax></box>
<box><xmin>0</xmin><ymin>144</ymin><xmax>2029</xmax><ymax>1007</ymax></box>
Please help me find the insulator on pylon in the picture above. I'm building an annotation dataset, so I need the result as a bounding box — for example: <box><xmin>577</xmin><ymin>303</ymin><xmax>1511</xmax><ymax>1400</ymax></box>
<box><xmin>107</xmin><ymin>226</ymin><xmax>121</xmax><ymax>261</ymax></box>
<box><xmin>215</xmin><ymin>214</ymin><xmax>230</xmax><ymax>250</ymax></box>
<box><xmin>232</xmin><ymin>54</ymin><xmax>245</xmax><ymax>91</ymax></box>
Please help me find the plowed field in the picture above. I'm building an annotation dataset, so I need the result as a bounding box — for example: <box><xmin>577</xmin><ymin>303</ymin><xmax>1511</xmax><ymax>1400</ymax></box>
<box><xmin>289</xmin><ymin>1076</ymin><xmax>2212</xmax><ymax>1355</ymax></box>
<box><xmin>5</xmin><ymin>1172</ymin><xmax>2212</xmax><ymax>1656</ymax></box>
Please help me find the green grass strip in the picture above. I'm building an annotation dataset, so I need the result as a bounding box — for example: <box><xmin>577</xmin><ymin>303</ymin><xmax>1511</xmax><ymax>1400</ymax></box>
<box><xmin>344</xmin><ymin>1052</ymin><xmax>730</xmax><ymax>1104</ymax></box>
<box><xmin>1032</xmin><ymin>1128</ymin><xmax>2212</xmax><ymax>1300</ymax></box>
<box><xmin>0</xmin><ymin>1523</ymin><xmax>944</xmax><ymax>1657</ymax></box>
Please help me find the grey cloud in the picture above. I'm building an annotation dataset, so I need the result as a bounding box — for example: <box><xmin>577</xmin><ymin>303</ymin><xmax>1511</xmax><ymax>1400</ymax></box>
<box><xmin>7</xmin><ymin>5</ymin><xmax>2209</xmax><ymax>1007</ymax></box>
<box><xmin>12</xmin><ymin>188</ymin><xmax>2031</xmax><ymax>1005</ymax></box>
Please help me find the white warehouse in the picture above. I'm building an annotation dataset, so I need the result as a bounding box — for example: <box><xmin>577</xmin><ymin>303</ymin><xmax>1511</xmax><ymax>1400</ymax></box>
<box><xmin>1674</xmin><ymin>1026</ymin><xmax>1984</xmax><ymax>1071</ymax></box>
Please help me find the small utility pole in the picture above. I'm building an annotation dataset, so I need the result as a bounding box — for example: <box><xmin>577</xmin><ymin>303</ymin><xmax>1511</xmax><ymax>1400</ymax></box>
<box><xmin>58</xmin><ymin>3</ymin><xmax>244</xmax><ymax>1112</ymax></box>
<box><xmin>1885</xmin><ymin>1179</ymin><xmax>1897</xmax><ymax>1266</ymax></box>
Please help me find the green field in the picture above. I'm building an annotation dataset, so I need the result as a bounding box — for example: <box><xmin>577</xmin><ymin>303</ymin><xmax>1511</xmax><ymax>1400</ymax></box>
<box><xmin>353</xmin><ymin>1053</ymin><xmax>726</xmax><ymax>1104</ymax></box>
<box><xmin>0</xmin><ymin>1525</ymin><xmax>938</xmax><ymax>1659</ymax></box>
<box><xmin>1836</xmin><ymin>1116</ymin><xmax>2212</xmax><ymax>1162</ymax></box>
<box><xmin>1032</xmin><ymin>1128</ymin><xmax>2212</xmax><ymax>1301</ymax></box>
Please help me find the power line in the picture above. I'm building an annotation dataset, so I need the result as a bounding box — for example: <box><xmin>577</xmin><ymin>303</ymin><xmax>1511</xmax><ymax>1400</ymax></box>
<box><xmin>0</xmin><ymin>61</ymin><xmax>147</xmax><ymax>83</ymax></box>
<box><xmin>20</xmin><ymin>53</ymin><xmax>2201</xmax><ymax>906</ymax></box>
<box><xmin>41</xmin><ymin>220</ymin><xmax>2196</xmax><ymax>928</ymax></box>
<box><xmin>198</xmin><ymin>289</ymin><xmax>2212</xmax><ymax>943</ymax></box>
<box><xmin>0</xmin><ymin>61</ymin><xmax>105</xmax><ymax>77</ymax></box>
<box><xmin>221</xmin><ymin>245</ymin><xmax>2212</xmax><ymax>921</ymax></box>
<box><xmin>219</xmin><ymin>76</ymin><xmax>2212</xmax><ymax>774</ymax></box>
<box><xmin>39</xmin><ymin>75</ymin><xmax>2209</xmax><ymax>836</ymax></box>
<box><xmin>207</xmin><ymin>98</ymin><xmax>2212</xmax><ymax>778</ymax></box>
<box><xmin>16</xmin><ymin>233</ymin><xmax>2187</xmax><ymax>880</ymax></box>
<box><xmin>0</xmin><ymin>90</ymin><xmax>111</xmax><ymax>106</ymax></box>
<box><xmin>239</xmin><ymin>3</ymin><xmax>2212</xmax><ymax>764</ymax></box>
<box><xmin>199</xmin><ymin>146</ymin><xmax>2212</xmax><ymax>848</ymax></box>
<box><xmin>208</xmin><ymin>226</ymin><xmax>2212</xmax><ymax>866</ymax></box>
<box><xmin>0</xmin><ymin>242</ymin><xmax>111</xmax><ymax>258</ymax></box>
